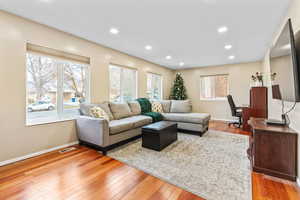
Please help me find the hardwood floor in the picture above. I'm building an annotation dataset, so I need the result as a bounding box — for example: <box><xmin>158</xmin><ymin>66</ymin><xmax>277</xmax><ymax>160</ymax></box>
<box><xmin>0</xmin><ymin>146</ymin><xmax>203</xmax><ymax>200</ymax></box>
<box><xmin>0</xmin><ymin>120</ymin><xmax>299</xmax><ymax>200</ymax></box>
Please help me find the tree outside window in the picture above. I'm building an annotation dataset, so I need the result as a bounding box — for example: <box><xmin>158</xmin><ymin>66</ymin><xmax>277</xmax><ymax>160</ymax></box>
<box><xmin>26</xmin><ymin>53</ymin><xmax>89</xmax><ymax>124</ymax></box>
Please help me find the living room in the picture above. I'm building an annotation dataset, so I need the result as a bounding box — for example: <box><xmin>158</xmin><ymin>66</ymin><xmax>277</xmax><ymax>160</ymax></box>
<box><xmin>0</xmin><ymin>0</ymin><xmax>300</xmax><ymax>200</ymax></box>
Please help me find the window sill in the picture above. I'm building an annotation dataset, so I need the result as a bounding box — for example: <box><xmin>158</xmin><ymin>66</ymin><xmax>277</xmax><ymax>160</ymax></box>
<box><xmin>200</xmin><ymin>98</ymin><xmax>227</xmax><ymax>101</ymax></box>
<box><xmin>26</xmin><ymin>116</ymin><xmax>78</xmax><ymax>126</ymax></box>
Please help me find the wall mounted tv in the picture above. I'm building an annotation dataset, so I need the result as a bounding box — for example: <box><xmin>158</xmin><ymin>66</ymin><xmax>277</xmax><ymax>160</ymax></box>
<box><xmin>270</xmin><ymin>19</ymin><xmax>300</xmax><ymax>102</ymax></box>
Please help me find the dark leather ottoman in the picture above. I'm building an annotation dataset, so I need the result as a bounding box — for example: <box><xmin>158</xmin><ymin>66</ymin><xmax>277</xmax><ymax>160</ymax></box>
<box><xmin>142</xmin><ymin>121</ymin><xmax>177</xmax><ymax>151</ymax></box>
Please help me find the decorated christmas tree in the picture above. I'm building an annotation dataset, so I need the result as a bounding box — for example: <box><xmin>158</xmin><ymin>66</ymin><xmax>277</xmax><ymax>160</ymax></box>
<box><xmin>169</xmin><ymin>73</ymin><xmax>188</xmax><ymax>100</ymax></box>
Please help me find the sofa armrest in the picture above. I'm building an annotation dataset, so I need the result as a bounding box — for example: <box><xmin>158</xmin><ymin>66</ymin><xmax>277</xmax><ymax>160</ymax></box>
<box><xmin>76</xmin><ymin>116</ymin><xmax>110</xmax><ymax>147</ymax></box>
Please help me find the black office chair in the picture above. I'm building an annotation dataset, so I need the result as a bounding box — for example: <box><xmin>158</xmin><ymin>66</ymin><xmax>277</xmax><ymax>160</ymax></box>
<box><xmin>227</xmin><ymin>95</ymin><xmax>242</xmax><ymax>128</ymax></box>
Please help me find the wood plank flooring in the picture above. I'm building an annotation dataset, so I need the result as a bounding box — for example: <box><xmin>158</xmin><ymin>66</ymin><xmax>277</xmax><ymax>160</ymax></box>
<box><xmin>0</xmin><ymin>120</ymin><xmax>299</xmax><ymax>200</ymax></box>
<box><xmin>0</xmin><ymin>146</ymin><xmax>203</xmax><ymax>200</ymax></box>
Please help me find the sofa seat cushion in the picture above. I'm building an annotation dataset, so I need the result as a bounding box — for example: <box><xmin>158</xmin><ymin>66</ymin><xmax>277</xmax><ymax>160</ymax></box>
<box><xmin>162</xmin><ymin>113</ymin><xmax>210</xmax><ymax>124</ymax></box>
<box><xmin>109</xmin><ymin>115</ymin><xmax>152</xmax><ymax>135</ymax></box>
<box><xmin>109</xmin><ymin>119</ymin><xmax>134</xmax><ymax>135</ymax></box>
<box><xmin>127</xmin><ymin>115</ymin><xmax>153</xmax><ymax>128</ymax></box>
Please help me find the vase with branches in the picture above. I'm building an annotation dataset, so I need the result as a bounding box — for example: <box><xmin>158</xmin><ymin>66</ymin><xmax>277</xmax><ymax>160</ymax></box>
<box><xmin>251</xmin><ymin>72</ymin><xmax>264</xmax><ymax>87</ymax></box>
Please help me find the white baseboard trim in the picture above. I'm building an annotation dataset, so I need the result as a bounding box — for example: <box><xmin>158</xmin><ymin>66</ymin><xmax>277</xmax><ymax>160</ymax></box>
<box><xmin>0</xmin><ymin>141</ymin><xmax>79</xmax><ymax>167</ymax></box>
<box><xmin>297</xmin><ymin>178</ymin><xmax>300</xmax><ymax>187</ymax></box>
<box><xmin>211</xmin><ymin>118</ymin><xmax>232</xmax><ymax>122</ymax></box>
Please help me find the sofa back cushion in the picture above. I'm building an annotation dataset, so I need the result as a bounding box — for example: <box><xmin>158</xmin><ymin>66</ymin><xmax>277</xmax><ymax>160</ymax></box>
<box><xmin>170</xmin><ymin>100</ymin><xmax>192</xmax><ymax>113</ymax></box>
<box><xmin>110</xmin><ymin>102</ymin><xmax>133</xmax><ymax>120</ymax></box>
<box><xmin>128</xmin><ymin>101</ymin><xmax>141</xmax><ymax>115</ymax></box>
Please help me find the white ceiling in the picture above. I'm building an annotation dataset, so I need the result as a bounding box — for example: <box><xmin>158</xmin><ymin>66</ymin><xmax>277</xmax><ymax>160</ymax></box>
<box><xmin>0</xmin><ymin>0</ymin><xmax>291</xmax><ymax>69</ymax></box>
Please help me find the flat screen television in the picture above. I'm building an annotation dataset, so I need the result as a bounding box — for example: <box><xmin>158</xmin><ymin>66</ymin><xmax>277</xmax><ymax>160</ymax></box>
<box><xmin>270</xmin><ymin>19</ymin><xmax>300</xmax><ymax>103</ymax></box>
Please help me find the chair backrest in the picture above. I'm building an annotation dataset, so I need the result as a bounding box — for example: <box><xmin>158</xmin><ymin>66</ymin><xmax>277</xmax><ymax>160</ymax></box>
<box><xmin>227</xmin><ymin>95</ymin><xmax>237</xmax><ymax>116</ymax></box>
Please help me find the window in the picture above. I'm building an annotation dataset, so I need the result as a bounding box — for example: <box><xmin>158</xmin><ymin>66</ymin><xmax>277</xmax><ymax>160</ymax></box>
<box><xmin>147</xmin><ymin>73</ymin><xmax>162</xmax><ymax>100</ymax></box>
<box><xmin>200</xmin><ymin>74</ymin><xmax>229</xmax><ymax>100</ymax></box>
<box><xmin>109</xmin><ymin>65</ymin><xmax>137</xmax><ymax>102</ymax></box>
<box><xmin>26</xmin><ymin>53</ymin><xmax>90</xmax><ymax>125</ymax></box>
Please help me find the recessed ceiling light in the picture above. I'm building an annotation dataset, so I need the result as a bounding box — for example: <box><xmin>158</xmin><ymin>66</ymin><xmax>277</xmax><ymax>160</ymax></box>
<box><xmin>166</xmin><ymin>55</ymin><xmax>172</xmax><ymax>60</ymax></box>
<box><xmin>110</xmin><ymin>28</ymin><xmax>119</xmax><ymax>35</ymax></box>
<box><xmin>224</xmin><ymin>45</ymin><xmax>232</xmax><ymax>50</ymax></box>
<box><xmin>218</xmin><ymin>26</ymin><xmax>228</xmax><ymax>33</ymax></box>
<box><xmin>40</xmin><ymin>0</ymin><xmax>52</xmax><ymax>2</ymax></box>
<box><xmin>228</xmin><ymin>55</ymin><xmax>235</xmax><ymax>60</ymax></box>
<box><xmin>145</xmin><ymin>45</ymin><xmax>152</xmax><ymax>50</ymax></box>
<box><xmin>179</xmin><ymin>62</ymin><xmax>184</xmax><ymax>66</ymax></box>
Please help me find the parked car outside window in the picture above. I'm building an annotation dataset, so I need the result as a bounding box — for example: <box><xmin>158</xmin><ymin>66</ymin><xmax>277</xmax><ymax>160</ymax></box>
<box><xmin>28</xmin><ymin>101</ymin><xmax>55</xmax><ymax>112</ymax></box>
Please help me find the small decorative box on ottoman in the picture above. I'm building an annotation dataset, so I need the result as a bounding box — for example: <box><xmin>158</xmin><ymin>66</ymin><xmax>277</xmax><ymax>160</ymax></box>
<box><xmin>142</xmin><ymin>121</ymin><xmax>177</xmax><ymax>151</ymax></box>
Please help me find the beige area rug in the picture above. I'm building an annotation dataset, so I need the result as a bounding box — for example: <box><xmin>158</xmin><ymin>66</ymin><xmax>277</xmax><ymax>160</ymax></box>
<box><xmin>108</xmin><ymin>130</ymin><xmax>251</xmax><ymax>200</ymax></box>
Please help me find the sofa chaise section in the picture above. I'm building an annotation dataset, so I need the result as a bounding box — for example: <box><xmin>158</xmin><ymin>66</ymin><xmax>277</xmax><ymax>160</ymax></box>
<box><xmin>162</xmin><ymin>112</ymin><xmax>210</xmax><ymax>134</ymax></box>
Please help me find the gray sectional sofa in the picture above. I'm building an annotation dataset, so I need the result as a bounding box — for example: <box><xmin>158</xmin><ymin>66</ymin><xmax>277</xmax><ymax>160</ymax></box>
<box><xmin>76</xmin><ymin>100</ymin><xmax>210</xmax><ymax>154</ymax></box>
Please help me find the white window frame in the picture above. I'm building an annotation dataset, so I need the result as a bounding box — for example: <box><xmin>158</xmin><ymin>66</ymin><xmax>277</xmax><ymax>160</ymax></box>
<box><xmin>109</xmin><ymin>64</ymin><xmax>138</xmax><ymax>103</ymax></box>
<box><xmin>26</xmin><ymin>52</ymin><xmax>90</xmax><ymax>126</ymax></box>
<box><xmin>147</xmin><ymin>72</ymin><xmax>163</xmax><ymax>100</ymax></box>
<box><xmin>199</xmin><ymin>74</ymin><xmax>229</xmax><ymax>101</ymax></box>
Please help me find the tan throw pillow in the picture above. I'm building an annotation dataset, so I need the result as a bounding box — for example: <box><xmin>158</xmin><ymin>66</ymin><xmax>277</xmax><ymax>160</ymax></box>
<box><xmin>151</xmin><ymin>101</ymin><xmax>163</xmax><ymax>113</ymax></box>
<box><xmin>89</xmin><ymin>106</ymin><xmax>110</xmax><ymax>121</ymax></box>
<box><xmin>170</xmin><ymin>100</ymin><xmax>192</xmax><ymax>113</ymax></box>
<box><xmin>128</xmin><ymin>101</ymin><xmax>141</xmax><ymax>115</ymax></box>
<box><xmin>110</xmin><ymin>102</ymin><xmax>133</xmax><ymax>120</ymax></box>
